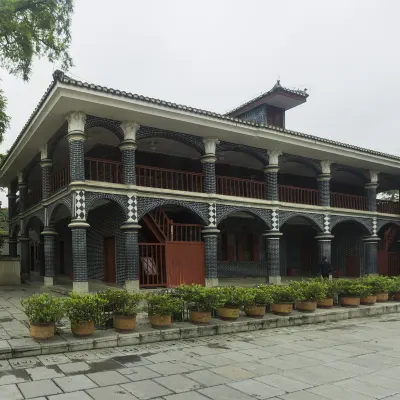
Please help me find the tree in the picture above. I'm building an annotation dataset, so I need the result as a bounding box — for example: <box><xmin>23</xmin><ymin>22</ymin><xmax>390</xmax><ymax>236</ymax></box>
<box><xmin>0</xmin><ymin>0</ymin><xmax>74</xmax><ymax>142</ymax></box>
<box><xmin>378</xmin><ymin>190</ymin><xmax>399</xmax><ymax>201</ymax></box>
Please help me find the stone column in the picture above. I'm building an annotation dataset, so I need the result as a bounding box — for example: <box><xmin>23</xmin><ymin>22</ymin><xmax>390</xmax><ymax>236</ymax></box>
<box><xmin>66</xmin><ymin>112</ymin><xmax>87</xmax><ymax>182</ymax></box>
<box><xmin>41</xmin><ymin>228</ymin><xmax>57</xmax><ymax>286</ymax></box>
<box><xmin>264</xmin><ymin>231</ymin><xmax>282</xmax><ymax>284</ymax></box>
<box><xmin>68</xmin><ymin>220</ymin><xmax>90</xmax><ymax>293</ymax></box>
<box><xmin>364</xmin><ymin>236</ymin><xmax>379</xmax><ymax>275</ymax></box>
<box><xmin>121</xmin><ymin>222</ymin><xmax>141</xmax><ymax>291</ymax></box>
<box><xmin>202</xmin><ymin>227</ymin><xmax>219</xmax><ymax>287</ymax></box>
<box><xmin>201</xmin><ymin>138</ymin><xmax>219</xmax><ymax>194</ymax></box>
<box><xmin>366</xmin><ymin>171</ymin><xmax>379</xmax><ymax>212</ymax></box>
<box><xmin>120</xmin><ymin>122</ymin><xmax>140</xmax><ymax>185</ymax></box>
<box><xmin>40</xmin><ymin>145</ymin><xmax>53</xmax><ymax>200</ymax></box>
<box><xmin>318</xmin><ymin>161</ymin><xmax>331</xmax><ymax>207</ymax></box>
<box><xmin>18</xmin><ymin>173</ymin><xmax>27</xmax><ymax>214</ymax></box>
<box><xmin>265</xmin><ymin>150</ymin><xmax>282</xmax><ymax>201</ymax></box>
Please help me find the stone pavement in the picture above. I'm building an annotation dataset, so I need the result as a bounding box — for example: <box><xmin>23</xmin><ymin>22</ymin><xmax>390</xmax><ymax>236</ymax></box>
<box><xmin>0</xmin><ymin>313</ymin><xmax>399</xmax><ymax>399</ymax></box>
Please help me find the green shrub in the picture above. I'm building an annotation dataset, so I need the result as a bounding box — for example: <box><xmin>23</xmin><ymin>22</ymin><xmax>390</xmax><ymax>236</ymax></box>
<box><xmin>98</xmin><ymin>289</ymin><xmax>142</xmax><ymax>316</ymax></box>
<box><xmin>64</xmin><ymin>293</ymin><xmax>107</xmax><ymax>328</ymax></box>
<box><xmin>361</xmin><ymin>276</ymin><xmax>391</xmax><ymax>294</ymax></box>
<box><xmin>389</xmin><ymin>276</ymin><xmax>400</xmax><ymax>293</ymax></box>
<box><xmin>146</xmin><ymin>293</ymin><xmax>184</xmax><ymax>316</ymax></box>
<box><xmin>221</xmin><ymin>286</ymin><xmax>249</xmax><ymax>308</ymax></box>
<box><xmin>174</xmin><ymin>285</ymin><xmax>226</xmax><ymax>312</ymax></box>
<box><xmin>290</xmin><ymin>280</ymin><xmax>328</xmax><ymax>302</ymax></box>
<box><xmin>21</xmin><ymin>293</ymin><xmax>64</xmax><ymax>324</ymax></box>
<box><xmin>270</xmin><ymin>285</ymin><xmax>300</xmax><ymax>304</ymax></box>
<box><xmin>335</xmin><ymin>279</ymin><xmax>371</xmax><ymax>297</ymax></box>
<box><xmin>243</xmin><ymin>286</ymin><xmax>273</xmax><ymax>306</ymax></box>
<box><xmin>323</xmin><ymin>279</ymin><xmax>337</xmax><ymax>298</ymax></box>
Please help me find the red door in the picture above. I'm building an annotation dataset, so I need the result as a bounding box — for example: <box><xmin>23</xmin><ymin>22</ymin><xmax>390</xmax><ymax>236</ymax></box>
<box><xmin>104</xmin><ymin>237</ymin><xmax>116</xmax><ymax>283</ymax></box>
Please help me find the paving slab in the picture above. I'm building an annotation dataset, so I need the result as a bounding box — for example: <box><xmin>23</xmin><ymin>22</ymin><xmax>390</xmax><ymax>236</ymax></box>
<box><xmin>18</xmin><ymin>379</ymin><xmax>63</xmax><ymax>398</ymax></box>
<box><xmin>86</xmin><ymin>385</ymin><xmax>139</xmax><ymax>399</ymax></box>
<box><xmin>121</xmin><ymin>379</ymin><xmax>173</xmax><ymax>399</ymax></box>
<box><xmin>53</xmin><ymin>375</ymin><xmax>98</xmax><ymax>392</ymax></box>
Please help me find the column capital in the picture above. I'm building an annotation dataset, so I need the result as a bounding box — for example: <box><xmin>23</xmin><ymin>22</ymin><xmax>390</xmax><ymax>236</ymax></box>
<box><xmin>41</xmin><ymin>229</ymin><xmax>58</xmax><ymax>236</ymax></box>
<box><xmin>66</xmin><ymin>111</ymin><xmax>86</xmax><ymax>135</ymax></box>
<box><xmin>40</xmin><ymin>159</ymin><xmax>53</xmax><ymax>168</ymax></box>
<box><xmin>365</xmin><ymin>182</ymin><xmax>378</xmax><ymax>190</ymax></box>
<box><xmin>264</xmin><ymin>165</ymin><xmax>279</xmax><ymax>173</ymax></box>
<box><xmin>120</xmin><ymin>222</ymin><xmax>141</xmax><ymax>231</ymax></box>
<box><xmin>315</xmin><ymin>234</ymin><xmax>334</xmax><ymax>240</ymax></box>
<box><xmin>120</xmin><ymin>121</ymin><xmax>140</xmax><ymax>141</ymax></box>
<box><xmin>320</xmin><ymin>160</ymin><xmax>332</xmax><ymax>175</ymax></box>
<box><xmin>40</xmin><ymin>144</ymin><xmax>49</xmax><ymax>160</ymax></box>
<box><xmin>203</xmin><ymin>138</ymin><xmax>219</xmax><ymax>156</ymax></box>
<box><xmin>267</xmin><ymin>149</ymin><xmax>282</xmax><ymax>166</ymax></box>
<box><xmin>119</xmin><ymin>140</ymin><xmax>137</xmax><ymax>151</ymax></box>
<box><xmin>369</xmin><ymin>170</ymin><xmax>379</xmax><ymax>184</ymax></box>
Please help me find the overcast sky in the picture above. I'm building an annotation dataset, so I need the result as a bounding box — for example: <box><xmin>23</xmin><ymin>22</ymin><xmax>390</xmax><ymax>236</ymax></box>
<box><xmin>1</xmin><ymin>0</ymin><xmax>399</xmax><ymax>202</ymax></box>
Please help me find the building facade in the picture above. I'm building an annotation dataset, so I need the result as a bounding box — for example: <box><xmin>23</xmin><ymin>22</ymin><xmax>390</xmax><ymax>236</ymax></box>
<box><xmin>2</xmin><ymin>71</ymin><xmax>400</xmax><ymax>292</ymax></box>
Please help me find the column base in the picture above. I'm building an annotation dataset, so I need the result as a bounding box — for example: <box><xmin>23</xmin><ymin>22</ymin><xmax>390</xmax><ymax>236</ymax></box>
<box><xmin>44</xmin><ymin>277</ymin><xmax>54</xmax><ymax>287</ymax></box>
<box><xmin>205</xmin><ymin>278</ymin><xmax>219</xmax><ymax>287</ymax></box>
<box><xmin>269</xmin><ymin>276</ymin><xmax>281</xmax><ymax>285</ymax></box>
<box><xmin>125</xmin><ymin>280</ymin><xmax>140</xmax><ymax>292</ymax></box>
<box><xmin>73</xmin><ymin>281</ymin><xmax>89</xmax><ymax>293</ymax></box>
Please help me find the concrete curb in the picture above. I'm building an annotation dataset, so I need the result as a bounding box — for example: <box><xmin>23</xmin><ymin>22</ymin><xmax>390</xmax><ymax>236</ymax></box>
<box><xmin>3</xmin><ymin>301</ymin><xmax>400</xmax><ymax>359</ymax></box>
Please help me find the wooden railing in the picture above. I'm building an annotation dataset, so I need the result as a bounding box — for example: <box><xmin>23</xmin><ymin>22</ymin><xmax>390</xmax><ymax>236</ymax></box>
<box><xmin>331</xmin><ymin>192</ymin><xmax>368</xmax><ymax>211</ymax></box>
<box><xmin>279</xmin><ymin>185</ymin><xmax>319</xmax><ymax>205</ymax></box>
<box><xmin>26</xmin><ymin>186</ymin><xmax>42</xmax><ymax>209</ymax></box>
<box><xmin>139</xmin><ymin>243</ymin><xmax>166</xmax><ymax>287</ymax></box>
<box><xmin>216</xmin><ymin>176</ymin><xmax>265</xmax><ymax>199</ymax></box>
<box><xmin>137</xmin><ymin>165</ymin><xmax>203</xmax><ymax>192</ymax></box>
<box><xmin>85</xmin><ymin>158</ymin><xmax>122</xmax><ymax>183</ymax></box>
<box><xmin>51</xmin><ymin>165</ymin><xmax>70</xmax><ymax>194</ymax></box>
<box><xmin>149</xmin><ymin>208</ymin><xmax>171</xmax><ymax>240</ymax></box>
<box><xmin>377</xmin><ymin>200</ymin><xmax>400</xmax><ymax>215</ymax></box>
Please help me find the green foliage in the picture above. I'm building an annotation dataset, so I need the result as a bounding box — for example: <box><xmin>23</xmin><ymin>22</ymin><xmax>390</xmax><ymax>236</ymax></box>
<box><xmin>389</xmin><ymin>276</ymin><xmax>400</xmax><ymax>293</ymax></box>
<box><xmin>174</xmin><ymin>285</ymin><xmax>226</xmax><ymax>312</ymax></box>
<box><xmin>98</xmin><ymin>289</ymin><xmax>142</xmax><ymax>316</ymax></box>
<box><xmin>289</xmin><ymin>279</ymin><xmax>328</xmax><ymax>301</ymax></box>
<box><xmin>243</xmin><ymin>286</ymin><xmax>273</xmax><ymax>306</ymax></box>
<box><xmin>323</xmin><ymin>279</ymin><xmax>337</xmax><ymax>298</ymax></box>
<box><xmin>335</xmin><ymin>279</ymin><xmax>371</xmax><ymax>296</ymax></box>
<box><xmin>361</xmin><ymin>275</ymin><xmax>391</xmax><ymax>294</ymax></box>
<box><xmin>270</xmin><ymin>285</ymin><xmax>300</xmax><ymax>303</ymax></box>
<box><xmin>21</xmin><ymin>293</ymin><xmax>64</xmax><ymax>324</ymax></box>
<box><xmin>64</xmin><ymin>293</ymin><xmax>107</xmax><ymax>328</ymax></box>
<box><xmin>146</xmin><ymin>293</ymin><xmax>184</xmax><ymax>316</ymax></box>
<box><xmin>221</xmin><ymin>286</ymin><xmax>249</xmax><ymax>307</ymax></box>
<box><xmin>0</xmin><ymin>88</ymin><xmax>9</xmax><ymax>144</ymax></box>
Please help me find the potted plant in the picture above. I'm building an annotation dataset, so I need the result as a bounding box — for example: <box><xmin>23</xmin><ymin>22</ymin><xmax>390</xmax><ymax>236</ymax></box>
<box><xmin>389</xmin><ymin>277</ymin><xmax>400</xmax><ymax>301</ymax></box>
<box><xmin>292</xmin><ymin>280</ymin><xmax>327</xmax><ymax>312</ymax></box>
<box><xmin>270</xmin><ymin>285</ymin><xmax>299</xmax><ymax>315</ymax></box>
<box><xmin>317</xmin><ymin>279</ymin><xmax>336</xmax><ymax>308</ymax></box>
<box><xmin>175</xmin><ymin>285</ymin><xmax>225</xmax><ymax>324</ymax></box>
<box><xmin>146</xmin><ymin>293</ymin><xmax>183</xmax><ymax>328</ymax></box>
<box><xmin>218</xmin><ymin>286</ymin><xmax>248</xmax><ymax>320</ymax></box>
<box><xmin>21</xmin><ymin>293</ymin><xmax>64</xmax><ymax>341</ymax></box>
<box><xmin>64</xmin><ymin>293</ymin><xmax>107</xmax><ymax>337</ymax></box>
<box><xmin>335</xmin><ymin>279</ymin><xmax>365</xmax><ymax>307</ymax></box>
<box><xmin>243</xmin><ymin>286</ymin><xmax>273</xmax><ymax>318</ymax></box>
<box><xmin>363</xmin><ymin>276</ymin><xmax>391</xmax><ymax>302</ymax></box>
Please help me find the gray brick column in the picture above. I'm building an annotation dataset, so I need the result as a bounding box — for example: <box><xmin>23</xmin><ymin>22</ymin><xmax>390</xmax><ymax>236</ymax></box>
<box><xmin>41</xmin><ymin>228</ymin><xmax>57</xmax><ymax>286</ymax></box>
<box><xmin>120</xmin><ymin>121</ymin><xmax>140</xmax><ymax>185</ymax></box>
<box><xmin>364</xmin><ymin>236</ymin><xmax>379</xmax><ymax>275</ymax></box>
<box><xmin>315</xmin><ymin>234</ymin><xmax>334</xmax><ymax>273</ymax></box>
<box><xmin>68</xmin><ymin>220</ymin><xmax>90</xmax><ymax>293</ymax></box>
<box><xmin>264</xmin><ymin>231</ymin><xmax>282</xmax><ymax>284</ymax></box>
<box><xmin>121</xmin><ymin>222</ymin><xmax>141</xmax><ymax>291</ymax></box>
<box><xmin>8</xmin><ymin>238</ymin><xmax>17</xmax><ymax>257</ymax></box>
<box><xmin>18</xmin><ymin>174</ymin><xmax>27</xmax><ymax>214</ymax></box>
<box><xmin>318</xmin><ymin>161</ymin><xmax>331</xmax><ymax>207</ymax></box>
<box><xmin>366</xmin><ymin>170</ymin><xmax>378</xmax><ymax>212</ymax></box>
<box><xmin>201</xmin><ymin>138</ymin><xmax>219</xmax><ymax>194</ymax></box>
<box><xmin>66</xmin><ymin>112</ymin><xmax>87</xmax><ymax>182</ymax></box>
<box><xmin>19</xmin><ymin>236</ymin><xmax>30</xmax><ymax>283</ymax></box>
<box><xmin>265</xmin><ymin>150</ymin><xmax>282</xmax><ymax>201</ymax></box>
<box><xmin>202</xmin><ymin>227</ymin><xmax>219</xmax><ymax>287</ymax></box>
<box><xmin>41</xmin><ymin>159</ymin><xmax>53</xmax><ymax>199</ymax></box>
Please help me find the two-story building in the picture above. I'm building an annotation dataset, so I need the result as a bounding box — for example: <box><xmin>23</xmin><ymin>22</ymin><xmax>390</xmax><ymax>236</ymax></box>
<box><xmin>2</xmin><ymin>71</ymin><xmax>400</xmax><ymax>292</ymax></box>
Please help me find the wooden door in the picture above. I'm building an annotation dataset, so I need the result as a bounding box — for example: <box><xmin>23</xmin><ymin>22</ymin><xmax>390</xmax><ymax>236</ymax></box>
<box><xmin>346</xmin><ymin>255</ymin><xmax>361</xmax><ymax>277</ymax></box>
<box><xmin>104</xmin><ymin>236</ymin><xmax>116</xmax><ymax>283</ymax></box>
<box><xmin>165</xmin><ymin>242</ymin><xmax>205</xmax><ymax>287</ymax></box>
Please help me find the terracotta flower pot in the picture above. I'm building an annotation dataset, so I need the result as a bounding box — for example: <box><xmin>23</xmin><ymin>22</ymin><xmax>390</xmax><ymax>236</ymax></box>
<box><xmin>71</xmin><ymin>321</ymin><xmax>95</xmax><ymax>337</ymax></box>
<box><xmin>360</xmin><ymin>295</ymin><xmax>376</xmax><ymax>305</ymax></box>
<box><xmin>150</xmin><ymin>314</ymin><xmax>172</xmax><ymax>329</ymax></box>
<box><xmin>296</xmin><ymin>301</ymin><xmax>317</xmax><ymax>312</ymax></box>
<box><xmin>393</xmin><ymin>292</ymin><xmax>400</xmax><ymax>301</ymax></box>
<box><xmin>317</xmin><ymin>298</ymin><xmax>334</xmax><ymax>308</ymax></box>
<box><xmin>376</xmin><ymin>293</ymin><xmax>389</xmax><ymax>302</ymax></box>
<box><xmin>190</xmin><ymin>311</ymin><xmax>212</xmax><ymax>324</ymax></box>
<box><xmin>245</xmin><ymin>305</ymin><xmax>266</xmax><ymax>318</ymax></box>
<box><xmin>271</xmin><ymin>303</ymin><xmax>293</xmax><ymax>315</ymax></box>
<box><xmin>340</xmin><ymin>296</ymin><xmax>360</xmax><ymax>307</ymax></box>
<box><xmin>219</xmin><ymin>306</ymin><xmax>241</xmax><ymax>321</ymax></box>
<box><xmin>113</xmin><ymin>314</ymin><xmax>136</xmax><ymax>332</ymax></box>
<box><xmin>29</xmin><ymin>322</ymin><xmax>55</xmax><ymax>341</ymax></box>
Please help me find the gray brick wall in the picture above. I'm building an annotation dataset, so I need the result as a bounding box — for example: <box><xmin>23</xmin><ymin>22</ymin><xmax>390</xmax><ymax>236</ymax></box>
<box><xmin>364</xmin><ymin>241</ymin><xmax>378</xmax><ymax>274</ymax></box>
<box><xmin>204</xmin><ymin>234</ymin><xmax>218</xmax><ymax>278</ymax></box>
<box><xmin>266</xmin><ymin>237</ymin><xmax>280</xmax><ymax>276</ymax></box>
<box><xmin>318</xmin><ymin>178</ymin><xmax>331</xmax><ymax>207</ymax></box>
<box><xmin>318</xmin><ymin>240</ymin><xmax>332</xmax><ymax>263</ymax></box>
<box><xmin>265</xmin><ymin>171</ymin><xmax>278</xmax><ymax>201</ymax></box>
<box><xmin>125</xmin><ymin>230</ymin><xmax>139</xmax><ymax>281</ymax></box>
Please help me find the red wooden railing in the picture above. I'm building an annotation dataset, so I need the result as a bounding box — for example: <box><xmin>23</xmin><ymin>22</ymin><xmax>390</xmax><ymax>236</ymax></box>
<box><xmin>331</xmin><ymin>192</ymin><xmax>367</xmax><ymax>211</ymax></box>
<box><xmin>85</xmin><ymin>158</ymin><xmax>122</xmax><ymax>183</ymax></box>
<box><xmin>139</xmin><ymin>243</ymin><xmax>167</xmax><ymax>287</ymax></box>
<box><xmin>26</xmin><ymin>186</ymin><xmax>42</xmax><ymax>209</ymax></box>
<box><xmin>216</xmin><ymin>176</ymin><xmax>265</xmax><ymax>199</ymax></box>
<box><xmin>377</xmin><ymin>200</ymin><xmax>400</xmax><ymax>215</ymax></box>
<box><xmin>149</xmin><ymin>208</ymin><xmax>171</xmax><ymax>240</ymax></box>
<box><xmin>137</xmin><ymin>165</ymin><xmax>203</xmax><ymax>192</ymax></box>
<box><xmin>51</xmin><ymin>165</ymin><xmax>70</xmax><ymax>194</ymax></box>
<box><xmin>279</xmin><ymin>185</ymin><xmax>319</xmax><ymax>205</ymax></box>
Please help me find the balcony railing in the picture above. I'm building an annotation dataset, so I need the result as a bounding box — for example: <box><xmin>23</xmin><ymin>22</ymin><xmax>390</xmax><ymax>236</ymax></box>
<box><xmin>85</xmin><ymin>158</ymin><xmax>122</xmax><ymax>184</ymax></box>
<box><xmin>216</xmin><ymin>176</ymin><xmax>265</xmax><ymax>199</ymax></box>
<box><xmin>137</xmin><ymin>165</ymin><xmax>203</xmax><ymax>192</ymax></box>
<box><xmin>331</xmin><ymin>192</ymin><xmax>368</xmax><ymax>211</ymax></box>
<box><xmin>377</xmin><ymin>199</ymin><xmax>400</xmax><ymax>215</ymax></box>
<box><xmin>26</xmin><ymin>186</ymin><xmax>42</xmax><ymax>209</ymax></box>
<box><xmin>51</xmin><ymin>165</ymin><xmax>70</xmax><ymax>194</ymax></box>
<box><xmin>279</xmin><ymin>185</ymin><xmax>319</xmax><ymax>206</ymax></box>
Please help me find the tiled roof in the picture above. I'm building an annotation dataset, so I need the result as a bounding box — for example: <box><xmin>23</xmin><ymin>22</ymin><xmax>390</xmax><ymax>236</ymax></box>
<box><xmin>226</xmin><ymin>80</ymin><xmax>309</xmax><ymax>116</ymax></box>
<box><xmin>1</xmin><ymin>70</ymin><xmax>400</xmax><ymax>171</ymax></box>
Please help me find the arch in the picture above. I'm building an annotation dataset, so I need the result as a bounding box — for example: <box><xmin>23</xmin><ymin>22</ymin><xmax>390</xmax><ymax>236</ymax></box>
<box><xmin>85</xmin><ymin>193</ymin><xmax>128</xmax><ymax>221</ymax></box>
<box><xmin>85</xmin><ymin>116</ymin><xmax>124</xmax><ymax>142</ymax></box>
<box><xmin>137</xmin><ymin>126</ymin><xmax>204</xmax><ymax>154</ymax></box>
<box><xmin>137</xmin><ymin>197</ymin><xmax>208</xmax><ymax>225</ymax></box>
<box><xmin>24</xmin><ymin>215</ymin><xmax>44</xmax><ymax>237</ymax></box>
<box><xmin>331</xmin><ymin>165</ymin><xmax>367</xmax><ymax>184</ymax></box>
<box><xmin>217</xmin><ymin>141</ymin><xmax>267</xmax><ymax>165</ymax></box>
<box><xmin>377</xmin><ymin>220</ymin><xmax>400</xmax><ymax>234</ymax></box>
<box><xmin>330</xmin><ymin>216</ymin><xmax>372</xmax><ymax>235</ymax></box>
<box><xmin>280</xmin><ymin>154</ymin><xmax>320</xmax><ymax>175</ymax></box>
<box><xmin>48</xmin><ymin>202</ymin><xmax>72</xmax><ymax>228</ymax></box>
<box><xmin>279</xmin><ymin>211</ymin><xmax>324</xmax><ymax>233</ymax></box>
<box><xmin>48</xmin><ymin>122</ymin><xmax>68</xmax><ymax>159</ymax></box>
<box><xmin>216</xmin><ymin>205</ymin><xmax>271</xmax><ymax>229</ymax></box>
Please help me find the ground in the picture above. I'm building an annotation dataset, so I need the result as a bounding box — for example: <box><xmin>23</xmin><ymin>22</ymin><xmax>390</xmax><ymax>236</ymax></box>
<box><xmin>0</xmin><ymin>312</ymin><xmax>398</xmax><ymax>399</ymax></box>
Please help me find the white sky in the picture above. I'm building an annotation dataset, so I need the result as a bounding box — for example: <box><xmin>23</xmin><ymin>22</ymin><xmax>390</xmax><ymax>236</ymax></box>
<box><xmin>1</xmin><ymin>0</ymin><xmax>400</xmax><ymax>204</ymax></box>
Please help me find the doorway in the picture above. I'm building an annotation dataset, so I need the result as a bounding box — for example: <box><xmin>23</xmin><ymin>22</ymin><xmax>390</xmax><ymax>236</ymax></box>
<box><xmin>104</xmin><ymin>236</ymin><xmax>116</xmax><ymax>283</ymax></box>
